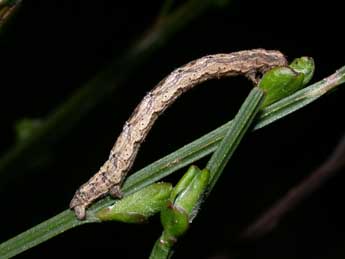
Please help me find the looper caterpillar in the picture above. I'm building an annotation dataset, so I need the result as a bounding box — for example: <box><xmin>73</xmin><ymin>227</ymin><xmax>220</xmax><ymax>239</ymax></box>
<box><xmin>70</xmin><ymin>49</ymin><xmax>287</xmax><ymax>219</ymax></box>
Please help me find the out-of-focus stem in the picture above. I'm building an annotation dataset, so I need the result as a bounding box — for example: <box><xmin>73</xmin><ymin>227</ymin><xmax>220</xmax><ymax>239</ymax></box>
<box><xmin>241</xmin><ymin>132</ymin><xmax>345</xmax><ymax>239</ymax></box>
<box><xmin>0</xmin><ymin>0</ymin><xmax>225</xmax><ymax>182</ymax></box>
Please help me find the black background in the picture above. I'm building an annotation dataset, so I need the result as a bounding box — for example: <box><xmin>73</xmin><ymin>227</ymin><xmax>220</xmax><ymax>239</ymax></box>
<box><xmin>1</xmin><ymin>1</ymin><xmax>345</xmax><ymax>258</ymax></box>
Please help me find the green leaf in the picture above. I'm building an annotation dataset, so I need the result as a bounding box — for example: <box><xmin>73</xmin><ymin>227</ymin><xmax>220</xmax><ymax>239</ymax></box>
<box><xmin>170</xmin><ymin>165</ymin><xmax>201</xmax><ymax>202</ymax></box>
<box><xmin>173</xmin><ymin>168</ymin><xmax>209</xmax><ymax>217</ymax></box>
<box><xmin>206</xmin><ymin>87</ymin><xmax>265</xmax><ymax>190</ymax></box>
<box><xmin>151</xmin><ymin>167</ymin><xmax>209</xmax><ymax>258</ymax></box>
<box><xmin>259</xmin><ymin>66</ymin><xmax>304</xmax><ymax>107</ymax></box>
<box><xmin>160</xmin><ymin>203</ymin><xmax>189</xmax><ymax>242</ymax></box>
<box><xmin>259</xmin><ymin>56</ymin><xmax>315</xmax><ymax>108</ymax></box>
<box><xmin>159</xmin><ymin>166</ymin><xmax>209</xmax><ymax>240</ymax></box>
<box><xmin>152</xmin><ymin>86</ymin><xmax>264</xmax><ymax>258</ymax></box>
<box><xmin>96</xmin><ymin>183</ymin><xmax>172</xmax><ymax>223</ymax></box>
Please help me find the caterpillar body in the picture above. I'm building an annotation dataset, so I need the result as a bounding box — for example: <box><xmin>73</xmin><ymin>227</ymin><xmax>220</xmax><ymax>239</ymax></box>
<box><xmin>70</xmin><ymin>49</ymin><xmax>287</xmax><ymax>220</ymax></box>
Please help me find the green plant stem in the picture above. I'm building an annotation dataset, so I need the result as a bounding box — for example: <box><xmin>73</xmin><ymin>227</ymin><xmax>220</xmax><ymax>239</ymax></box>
<box><xmin>256</xmin><ymin>66</ymin><xmax>345</xmax><ymax>129</ymax></box>
<box><xmin>149</xmin><ymin>87</ymin><xmax>265</xmax><ymax>259</ymax></box>
<box><xmin>0</xmin><ymin>66</ymin><xmax>344</xmax><ymax>259</ymax></box>
<box><xmin>150</xmin><ymin>239</ymin><xmax>172</xmax><ymax>259</ymax></box>
<box><xmin>206</xmin><ymin>87</ymin><xmax>264</xmax><ymax>191</ymax></box>
<box><xmin>0</xmin><ymin>0</ymin><xmax>224</xmax><ymax>181</ymax></box>
<box><xmin>0</xmin><ymin>210</ymin><xmax>88</xmax><ymax>259</ymax></box>
<box><xmin>119</xmin><ymin>66</ymin><xmax>345</xmax><ymax>196</ymax></box>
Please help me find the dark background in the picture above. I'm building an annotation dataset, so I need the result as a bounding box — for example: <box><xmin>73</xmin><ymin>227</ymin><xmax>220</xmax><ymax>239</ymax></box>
<box><xmin>1</xmin><ymin>0</ymin><xmax>345</xmax><ymax>258</ymax></box>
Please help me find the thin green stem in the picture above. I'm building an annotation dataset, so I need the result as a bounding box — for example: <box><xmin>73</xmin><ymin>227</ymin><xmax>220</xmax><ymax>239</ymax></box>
<box><xmin>0</xmin><ymin>67</ymin><xmax>344</xmax><ymax>259</ymax></box>
<box><xmin>150</xmin><ymin>238</ymin><xmax>172</xmax><ymax>259</ymax></box>
<box><xmin>118</xmin><ymin>66</ymin><xmax>345</xmax><ymax>196</ymax></box>
<box><xmin>149</xmin><ymin>87</ymin><xmax>264</xmax><ymax>259</ymax></box>
<box><xmin>206</xmin><ymin>87</ymin><xmax>264</xmax><ymax>191</ymax></box>
<box><xmin>0</xmin><ymin>210</ymin><xmax>88</xmax><ymax>259</ymax></box>
<box><xmin>255</xmin><ymin>65</ymin><xmax>345</xmax><ymax>129</ymax></box>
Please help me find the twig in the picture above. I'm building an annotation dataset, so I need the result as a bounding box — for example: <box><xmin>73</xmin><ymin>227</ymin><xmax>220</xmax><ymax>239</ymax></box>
<box><xmin>241</xmin><ymin>131</ymin><xmax>345</xmax><ymax>239</ymax></box>
<box><xmin>149</xmin><ymin>87</ymin><xmax>265</xmax><ymax>259</ymax></box>
<box><xmin>1</xmin><ymin>66</ymin><xmax>344</xmax><ymax>259</ymax></box>
<box><xmin>206</xmin><ymin>87</ymin><xmax>265</xmax><ymax>192</ymax></box>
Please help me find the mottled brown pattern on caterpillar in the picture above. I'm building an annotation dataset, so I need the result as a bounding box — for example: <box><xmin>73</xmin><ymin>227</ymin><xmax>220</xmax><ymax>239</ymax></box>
<box><xmin>70</xmin><ymin>49</ymin><xmax>287</xmax><ymax>219</ymax></box>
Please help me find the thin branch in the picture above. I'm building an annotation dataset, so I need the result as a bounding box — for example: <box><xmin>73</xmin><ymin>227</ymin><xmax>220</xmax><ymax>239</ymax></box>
<box><xmin>241</xmin><ymin>131</ymin><xmax>345</xmax><ymax>239</ymax></box>
<box><xmin>149</xmin><ymin>87</ymin><xmax>265</xmax><ymax>259</ymax></box>
<box><xmin>206</xmin><ymin>87</ymin><xmax>265</xmax><ymax>192</ymax></box>
<box><xmin>1</xmin><ymin>66</ymin><xmax>344</xmax><ymax>259</ymax></box>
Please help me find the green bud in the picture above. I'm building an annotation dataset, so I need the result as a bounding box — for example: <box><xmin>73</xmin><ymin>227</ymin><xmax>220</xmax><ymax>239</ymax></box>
<box><xmin>289</xmin><ymin>57</ymin><xmax>315</xmax><ymax>85</ymax></box>
<box><xmin>174</xmin><ymin>168</ymin><xmax>210</xmax><ymax>217</ymax></box>
<box><xmin>159</xmin><ymin>166</ymin><xmax>210</xmax><ymax>241</ymax></box>
<box><xmin>160</xmin><ymin>203</ymin><xmax>189</xmax><ymax>242</ymax></box>
<box><xmin>96</xmin><ymin>182</ymin><xmax>172</xmax><ymax>223</ymax></box>
<box><xmin>170</xmin><ymin>165</ymin><xmax>201</xmax><ymax>202</ymax></box>
<box><xmin>259</xmin><ymin>56</ymin><xmax>315</xmax><ymax>108</ymax></box>
<box><xmin>259</xmin><ymin>66</ymin><xmax>304</xmax><ymax>108</ymax></box>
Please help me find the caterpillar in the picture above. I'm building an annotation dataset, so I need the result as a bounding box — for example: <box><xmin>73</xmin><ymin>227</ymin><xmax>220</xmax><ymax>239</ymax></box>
<box><xmin>70</xmin><ymin>49</ymin><xmax>287</xmax><ymax>219</ymax></box>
